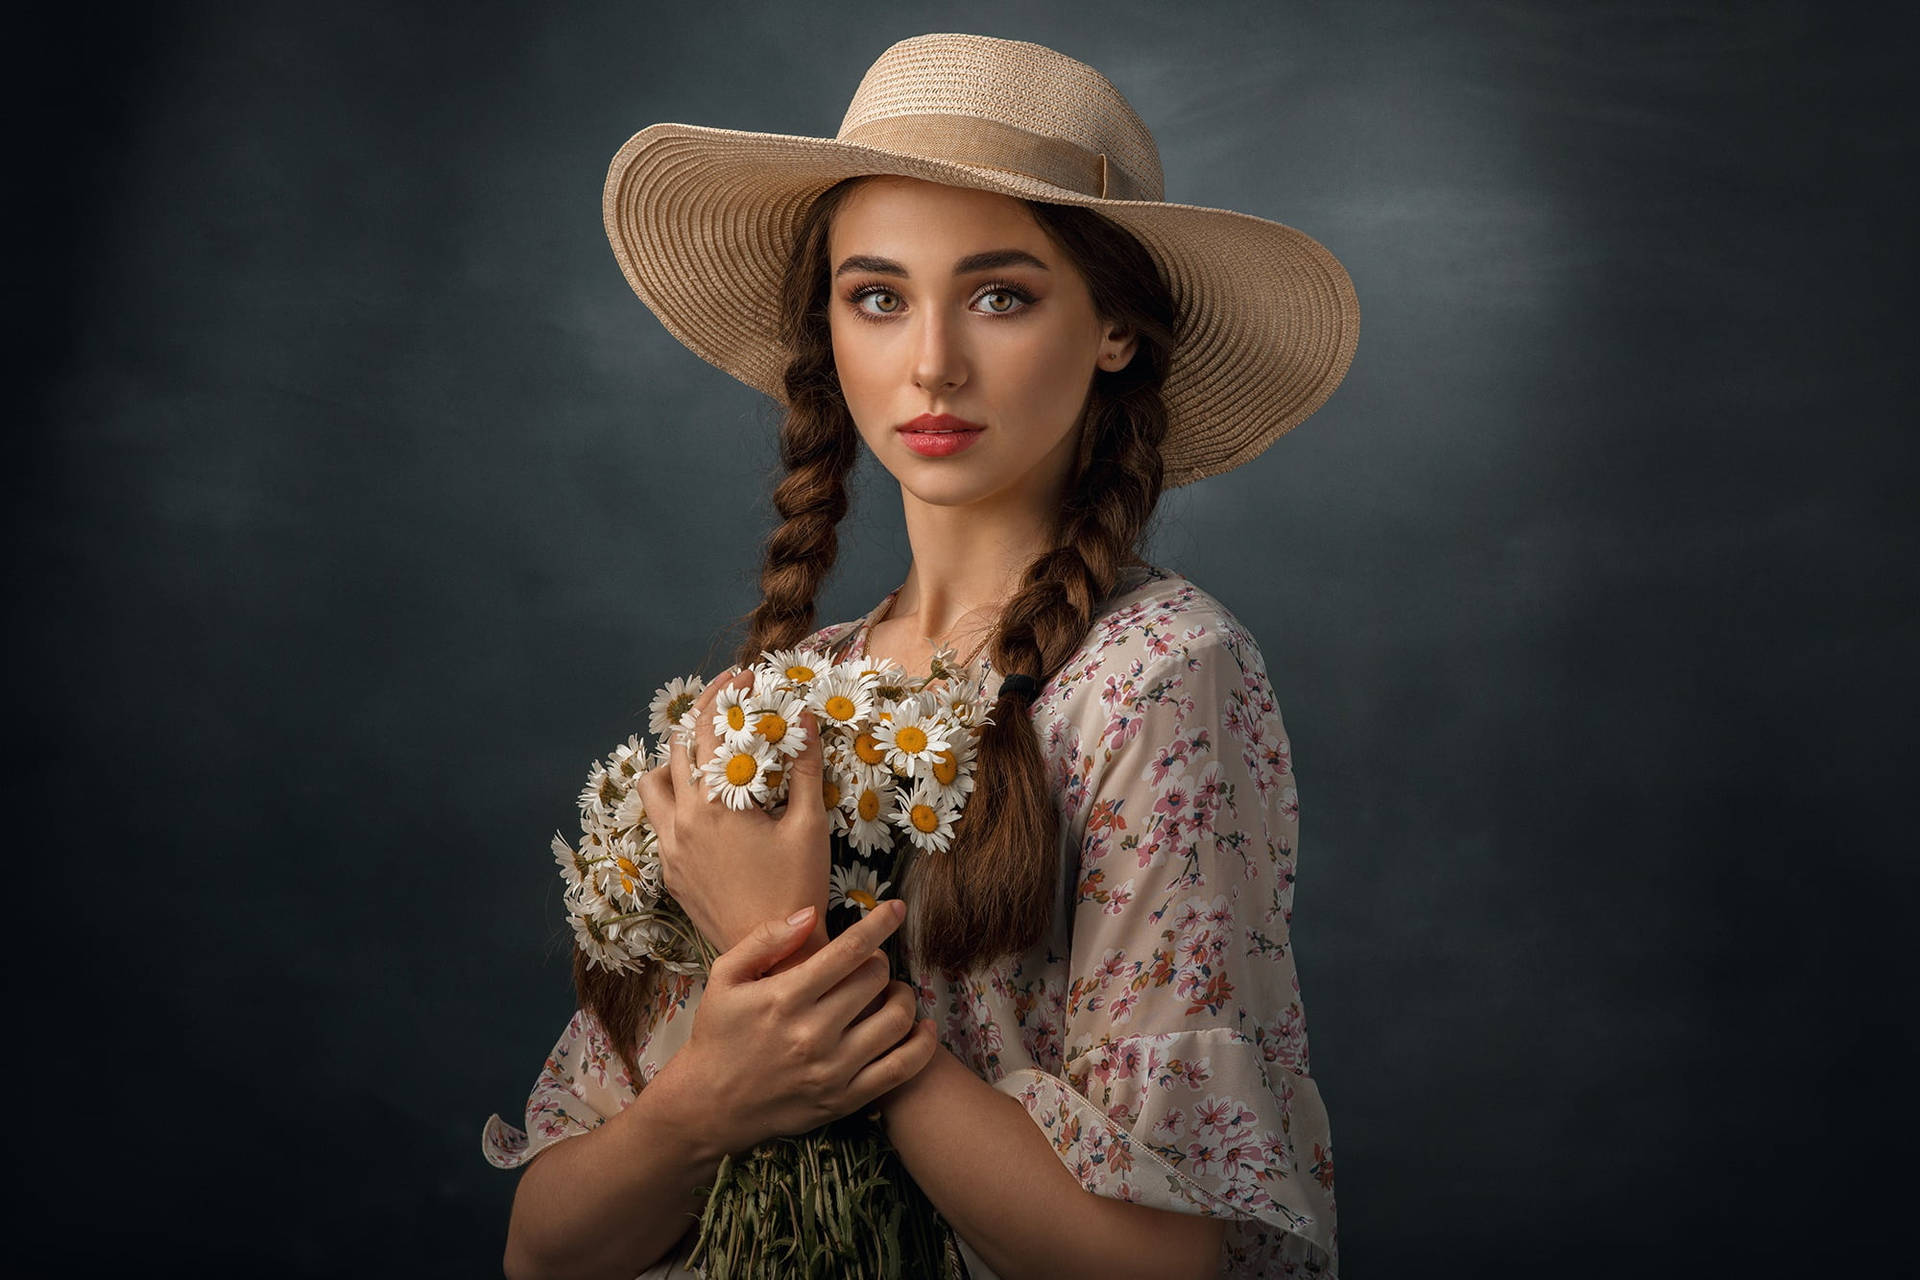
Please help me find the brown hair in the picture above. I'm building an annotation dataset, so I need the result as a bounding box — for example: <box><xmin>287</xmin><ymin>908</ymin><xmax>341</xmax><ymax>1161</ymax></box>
<box><xmin>576</xmin><ymin>177</ymin><xmax>1177</xmax><ymax>1069</ymax></box>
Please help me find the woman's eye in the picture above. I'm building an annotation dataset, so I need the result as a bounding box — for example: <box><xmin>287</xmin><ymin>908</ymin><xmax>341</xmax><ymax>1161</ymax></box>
<box><xmin>847</xmin><ymin>284</ymin><xmax>1030</xmax><ymax>319</ymax></box>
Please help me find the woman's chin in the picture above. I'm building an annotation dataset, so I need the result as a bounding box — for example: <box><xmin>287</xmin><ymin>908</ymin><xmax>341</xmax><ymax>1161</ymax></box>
<box><xmin>893</xmin><ymin>470</ymin><xmax>1010</xmax><ymax>510</ymax></box>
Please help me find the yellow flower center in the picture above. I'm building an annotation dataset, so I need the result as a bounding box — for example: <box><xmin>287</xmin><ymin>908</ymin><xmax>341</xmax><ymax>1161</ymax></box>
<box><xmin>824</xmin><ymin>694</ymin><xmax>857</xmax><ymax>721</ymax></box>
<box><xmin>910</xmin><ymin>803</ymin><xmax>941</xmax><ymax>834</ymax></box>
<box><xmin>667</xmin><ymin>693</ymin><xmax>695</xmax><ymax>722</ymax></box>
<box><xmin>766</xmin><ymin>767</ymin><xmax>784</xmax><ymax>790</ymax></box>
<box><xmin>726</xmin><ymin>705</ymin><xmax>746</xmax><ymax>731</ymax></box>
<box><xmin>854</xmin><ymin>732</ymin><xmax>886</xmax><ymax>765</ymax></box>
<box><xmin>785</xmin><ymin>664</ymin><xmax>816</xmax><ymax>682</ymax></box>
<box><xmin>848</xmin><ymin>889</ymin><xmax>878</xmax><ymax>911</ymax></box>
<box><xmin>932</xmin><ymin>749</ymin><xmax>959</xmax><ymax>785</ymax></box>
<box><xmin>895</xmin><ymin>725</ymin><xmax>928</xmax><ymax>754</ymax></box>
<box><xmin>822</xmin><ymin>779</ymin><xmax>841</xmax><ymax>809</ymax></box>
<box><xmin>725</xmin><ymin>753</ymin><xmax>759</xmax><ymax>786</ymax></box>
<box><xmin>615</xmin><ymin>856</ymin><xmax>640</xmax><ymax>877</ymax></box>
<box><xmin>857</xmin><ymin>789</ymin><xmax>881</xmax><ymax>821</ymax></box>
<box><xmin>756</xmin><ymin>712</ymin><xmax>788</xmax><ymax>743</ymax></box>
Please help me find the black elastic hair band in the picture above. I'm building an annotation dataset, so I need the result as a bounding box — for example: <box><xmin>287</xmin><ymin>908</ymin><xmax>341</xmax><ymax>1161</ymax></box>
<box><xmin>997</xmin><ymin>673</ymin><xmax>1040</xmax><ymax>704</ymax></box>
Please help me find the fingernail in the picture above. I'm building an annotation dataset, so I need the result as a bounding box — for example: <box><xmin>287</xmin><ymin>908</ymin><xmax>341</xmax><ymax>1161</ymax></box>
<box><xmin>786</xmin><ymin>906</ymin><xmax>816</xmax><ymax>927</ymax></box>
<box><xmin>890</xmin><ymin>899</ymin><xmax>907</xmax><ymax>920</ymax></box>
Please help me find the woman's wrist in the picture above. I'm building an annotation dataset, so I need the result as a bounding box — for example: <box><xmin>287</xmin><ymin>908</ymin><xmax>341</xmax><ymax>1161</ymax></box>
<box><xmin>646</xmin><ymin>1042</ymin><xmax>760</xmax><ymax>1163</ymax></box>
<box><xmin>874</xmin><ymin>1040</ymin><xmax>960</xmax><ymax>1129</ymax></box>
<box><xmin>703</xmin><ymin>888</ymin><xmax>831</xmax><ymax>958</ymax></box>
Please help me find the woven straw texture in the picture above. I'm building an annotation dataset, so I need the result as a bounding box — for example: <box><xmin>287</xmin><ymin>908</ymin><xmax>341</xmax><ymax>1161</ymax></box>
<box><xmin>603</xmin><ymin>33</ymin><xmax>1359</xmax><ymax>489</ymax></box>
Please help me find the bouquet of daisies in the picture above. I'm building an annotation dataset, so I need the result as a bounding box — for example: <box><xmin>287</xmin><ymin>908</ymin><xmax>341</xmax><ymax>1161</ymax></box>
<box><xmin>553</xmin><ymin>643</ymin><xmax>991</xmax><ymax>1278</ymax></box>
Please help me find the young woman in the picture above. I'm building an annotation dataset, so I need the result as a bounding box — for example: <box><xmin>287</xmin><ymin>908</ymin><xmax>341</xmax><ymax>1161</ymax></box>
<box><xmin>484</xmin><ymin>33</ymin><xmax>1357</xmax><ymax>1280</ymax></box>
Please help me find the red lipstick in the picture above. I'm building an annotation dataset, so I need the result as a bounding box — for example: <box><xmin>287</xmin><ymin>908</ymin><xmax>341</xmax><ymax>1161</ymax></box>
<box><xmin>896</xmin><ymin>413</ymin><xmax>986</xmax><ymax>458</ymax></box>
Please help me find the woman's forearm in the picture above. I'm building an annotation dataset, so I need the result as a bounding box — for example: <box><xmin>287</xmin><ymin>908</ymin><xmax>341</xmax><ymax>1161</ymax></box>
<box><xmin>502</xmin><ymin>1052</ymin><xmax>725</xmax><ymax>1280</ymax></box>
<box><xmin>878</xmin><ymin>1047</ymin><xmax>1226</xmax><ymax>1280</ymax></box>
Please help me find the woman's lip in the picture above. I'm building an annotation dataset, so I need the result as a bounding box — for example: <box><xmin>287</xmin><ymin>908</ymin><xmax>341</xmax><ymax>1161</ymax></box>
<box><xmin>898</xmin><ymin>428</ymin><xmax>983</xmax><ymax>457</ymax></box>
<box><xmin>898</xmin><ymin>413</ymin><xmax>987</xmax><ymax>433</ymax></box>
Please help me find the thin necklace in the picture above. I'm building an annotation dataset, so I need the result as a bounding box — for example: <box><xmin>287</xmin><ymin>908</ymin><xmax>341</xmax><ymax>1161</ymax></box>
<box><xmin>867</xmin><ymin>588</ymin><xmax>996</xmax><ymax>673</ymax></box>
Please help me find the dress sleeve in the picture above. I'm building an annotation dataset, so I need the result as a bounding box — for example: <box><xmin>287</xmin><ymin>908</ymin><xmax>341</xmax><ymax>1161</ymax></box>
<box><xmin>996</xmin><ymin>631</ymin><xmax>1338</xmax><ymax>1275</ymax></box>
<box><xmin>481</xmin><ymin>1007</ymin><xmax>641</xmax><ymax>1170</ymax></box>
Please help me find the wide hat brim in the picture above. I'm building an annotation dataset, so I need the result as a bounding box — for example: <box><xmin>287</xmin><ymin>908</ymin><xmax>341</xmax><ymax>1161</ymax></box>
<box><xmin>604</xmin><ymin>121</ymin><xmax>1360</xmax><ymax>489</ymax></box>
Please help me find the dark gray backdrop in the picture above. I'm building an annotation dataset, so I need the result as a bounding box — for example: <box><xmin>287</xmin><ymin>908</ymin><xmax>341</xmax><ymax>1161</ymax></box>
<box><xmin>13</xmin><ymin>1</ymin><xmax>1911</xmax><ymax>1275</ymax></box>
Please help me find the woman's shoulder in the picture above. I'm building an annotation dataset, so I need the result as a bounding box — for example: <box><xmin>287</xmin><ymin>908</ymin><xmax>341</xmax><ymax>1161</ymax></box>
<box><xmin>800</xmin><ymin>616</ymin><xmax>864</xmax><ymax>655</ymax></box>
<box><xmin>1085</xmin><ymin>562</ymin><xmax>1267</xmax><ymax>672</ymax></box>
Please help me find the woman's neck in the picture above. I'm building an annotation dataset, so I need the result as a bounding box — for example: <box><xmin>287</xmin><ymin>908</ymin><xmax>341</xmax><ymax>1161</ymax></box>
<box><xmin>888</xmin><ymin>493</ymin><xmax>1054</xmax><ymax>652</ymax></box>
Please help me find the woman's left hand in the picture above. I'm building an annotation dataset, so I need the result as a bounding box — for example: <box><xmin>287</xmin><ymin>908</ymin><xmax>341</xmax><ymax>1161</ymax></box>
<box><xmin>633</xmin><ymin>668</ymin><xmax>834</xmax><ymax>958</ymax></box>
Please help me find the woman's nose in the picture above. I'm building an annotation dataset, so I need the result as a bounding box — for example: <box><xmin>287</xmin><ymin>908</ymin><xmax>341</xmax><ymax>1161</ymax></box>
<box><xmin>910</xmin><ymin>311</ymin><xmax>966</xmax><ymax>394</ymax></box>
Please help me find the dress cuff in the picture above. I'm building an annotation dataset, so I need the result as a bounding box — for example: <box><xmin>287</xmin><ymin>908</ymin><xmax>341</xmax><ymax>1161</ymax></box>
<box><xmin>993</xmin><ymin>1066</ymin><xmax>1337</xmax><ymax>1276</ymax></box>
<box><xmin>995</xmin><ymin>1067</ymin><xmax>1235</xmax><ymax>1216</ymax></box>
<box><xmin>480</xmin><ymin>1087</ymin><xmax>602</xmax><ymax>1170</ymax></box>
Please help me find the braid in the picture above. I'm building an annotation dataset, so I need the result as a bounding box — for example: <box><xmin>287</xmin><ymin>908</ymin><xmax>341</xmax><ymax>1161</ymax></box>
<box><xmin>736</xmin><ymin>402</ymin><xmax>858</xmax><ymax>664</ymax></box>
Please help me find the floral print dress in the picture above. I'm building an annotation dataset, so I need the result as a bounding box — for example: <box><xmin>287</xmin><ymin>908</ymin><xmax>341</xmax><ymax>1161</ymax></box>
<box><xmin>483</xmin><ymin>563</ymin><xmax>1338</xmax><ymax>1277</ymax></box>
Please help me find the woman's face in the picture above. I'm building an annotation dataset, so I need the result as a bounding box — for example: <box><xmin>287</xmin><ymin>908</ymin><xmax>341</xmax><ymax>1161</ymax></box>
<box><xmin>827</xmin><ymin>176</ymin><xmax>1135</xmax><ymax>516</ymax></box>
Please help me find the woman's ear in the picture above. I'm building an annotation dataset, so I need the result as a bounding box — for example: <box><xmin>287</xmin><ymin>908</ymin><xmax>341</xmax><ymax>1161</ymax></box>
<box><xmin>1099</xmin><ymin>323</ymin><xmax>1138</xmax><ymax>372</ymax></box>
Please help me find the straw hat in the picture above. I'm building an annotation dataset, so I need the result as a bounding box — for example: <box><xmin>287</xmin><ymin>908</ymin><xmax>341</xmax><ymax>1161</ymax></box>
<box><xmin>603</xmin><ymin>32</ymin><xmax>1359</xmax><ymax>489</ymax></box>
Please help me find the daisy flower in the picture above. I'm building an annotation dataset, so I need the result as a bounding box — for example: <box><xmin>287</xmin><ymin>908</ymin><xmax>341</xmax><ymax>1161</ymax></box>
<box><xmin>563</xmin><ymin>874</ymin><xmax>613</xmax><ymax>929</ymax></box>
<box><xmin>578</xmin><ymin>762</ymin><xmax>624</xmax><ymax>821</ymax></box>
<box><xmin>889</xmin><ymin>780</ymin><xmax>960</xmax><ymax>855</ymax></box>
<box><xmin>746</xmin><ymin>688</ymin><xmax>812</xmax><ymax>761</ymax></box>
<box><xmin>846</xmin><ymin>723</ymin><xmax>893</xmax><ymax>774</ymax></box>
<box><xmin>700</xmin><ymin>737</ymin><xmax>777</xmax><ymax>811</ymax></box>
<box><xmin>923</xmin><ymin>734</ymin><xmax>977</xmax><ymax>808</ymax></box>
<box><xmin>574</xmin><ymin>827</ymin><xmax>611</xmax><ymax>868</ymax></box>
<box><xmin>606</xmin><ymin>733</ymin><xmax>650</xmax><ymax>785</ymax></box>
<box><xmin>856</xmin><ymin>656</ymin><xmax>912</xmax><ymax>690</ymax></box>
<box><xmin>711</xmin><ymin>678</ymin><xmax>758</xmax><ymax>745</ymax></box>
<box><xmin>842</xmin><ymin>780</ymin><xmax>895</xmax><ymax>857</ymax></box>
<box><xmin>611</xmin><ymin>788</ymin><xmax>648</xmax><ymax>835</ymax></box>
<box><xmin>932</xmin><ymin>673</ymin><xmax>994</xmax><ymax>733</ymax></box>
<box><xmin>609</xmin><ymin>831</ymin><xmax>662</xmax><ymax>903</ymax></box>
<box><xmin>805</xmin><ymin>670</ymin><xmax>876</xmax><ymax>732</ymax></box>
<box><xmin>568</xmin><ymin>910</ymin><xmax>634</xmax><ymax>975</ymax></box>
<box><xmin>620</xmin><ymin>913</ymin><xmax>680</xmax><ymax>960</ymax></box>
<box><xmin>829</xmin><ymin>861</ymin><xmax>894</xmax><ymax>916</ymax></box>
<box><xmin>817</xmin><ymin>768</ymin><xmax>853</xmax><ymax>838</ymax></box>
<box><xmin>552</xmin><ymin>833</ymin><xmax>589</xmax><ymax>893</ymax></box>
<box><xmin>648</xmin><ymin>676</ymin><xmax>706</xmax><ymax>740</ymax></box>
<box><xmin>871</xmin><ymin>701</ymin><xmax>953</xmax><ymax>781</ymax></box>
<box><xmin>758</xmin><ymin>646</ymin><xmax>835</xmax><ymax>691</ymax></box>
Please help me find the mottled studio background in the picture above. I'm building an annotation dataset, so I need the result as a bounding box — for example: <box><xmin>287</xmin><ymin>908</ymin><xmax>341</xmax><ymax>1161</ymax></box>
<box><xmin>13</xmin><ymin>1</ymin><xmax>1911</xmax><ymax>1275</ymax></box>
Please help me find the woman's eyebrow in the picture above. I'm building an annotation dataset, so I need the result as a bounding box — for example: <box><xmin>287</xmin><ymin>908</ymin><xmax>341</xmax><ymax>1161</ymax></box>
<box><xmin>833</xmin><ymin>249</ymin><xmax>1051</xmax><ymax>278</ymax></box>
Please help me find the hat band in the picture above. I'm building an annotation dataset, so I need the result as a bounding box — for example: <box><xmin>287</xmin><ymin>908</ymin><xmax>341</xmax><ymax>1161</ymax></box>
<box><xmin>839</xmin><ymin>113</ymin><xmax>1147</xmax><ymax>201</ymax></box>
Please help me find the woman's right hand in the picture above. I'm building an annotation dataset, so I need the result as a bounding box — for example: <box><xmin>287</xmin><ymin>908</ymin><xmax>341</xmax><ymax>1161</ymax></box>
<box><xmin>676</xmin><ymin>898</ymin><xmax>938</xmax><ymax>1154</ymax></box>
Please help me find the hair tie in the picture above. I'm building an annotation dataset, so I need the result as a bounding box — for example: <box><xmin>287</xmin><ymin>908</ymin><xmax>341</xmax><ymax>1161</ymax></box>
<box><xmin>997</xmin><ymin>673</ymin><xmax>1040</xmax><ymax>704</ymax></box>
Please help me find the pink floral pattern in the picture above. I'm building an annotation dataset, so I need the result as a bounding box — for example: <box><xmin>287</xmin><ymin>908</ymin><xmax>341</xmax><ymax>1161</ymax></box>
<box><xmin>483</xmin><ymin>565</ymin><xmax>1337</xmax><ymax>1276</ymax></box>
